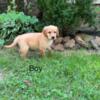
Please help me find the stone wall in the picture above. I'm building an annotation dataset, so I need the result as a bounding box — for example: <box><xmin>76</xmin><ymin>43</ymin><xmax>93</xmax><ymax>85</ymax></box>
<box><xmin>17</xmin><ymin>0</ymin><xmax>40</xmax><ymax>16</ymax></box>
<box><xmin>0</xmin><ymin>0</ymin><xmax>40</xmax><ymax>16</ymax></box>
<box><xmin>0</xmin><ymin>0</ymin><xmax>7</xmax><ymax>13</ymax></box>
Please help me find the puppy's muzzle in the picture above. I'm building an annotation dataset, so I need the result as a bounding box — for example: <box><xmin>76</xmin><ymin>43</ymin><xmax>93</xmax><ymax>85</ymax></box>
<box><xmin>52</xmin><ymin>36</ymin><xmax>56</xmax><ymax>40</ymax></box>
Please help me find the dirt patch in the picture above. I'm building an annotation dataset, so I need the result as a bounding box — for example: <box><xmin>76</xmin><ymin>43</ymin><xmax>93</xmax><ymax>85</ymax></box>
<box><xmin>0</xmin><ymin>71</ymin><xmax>3</xmax><ymax>81</ymax></box>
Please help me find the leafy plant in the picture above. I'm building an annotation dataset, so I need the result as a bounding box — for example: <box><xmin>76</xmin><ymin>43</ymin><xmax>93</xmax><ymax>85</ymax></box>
<box><xmin>37</xmin><ymin>0</ymin><xmax>95</xmax><ymax>36</ymax></box>
<box><xmin>0</xmin><ymin>11</ymin><xmax>38</xmax><ymax>43</ymax></box>
<box><xmin>7</xmin><ymin>0</ymin><xmax>17</xmax><ymax>12</ymax></box>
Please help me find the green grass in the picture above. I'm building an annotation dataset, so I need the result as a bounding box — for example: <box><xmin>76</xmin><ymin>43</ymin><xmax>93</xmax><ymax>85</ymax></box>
<box><xmin>0</xmin><ymin>49</ymin><xmax>100</xmax><ymax>100</ymax></box>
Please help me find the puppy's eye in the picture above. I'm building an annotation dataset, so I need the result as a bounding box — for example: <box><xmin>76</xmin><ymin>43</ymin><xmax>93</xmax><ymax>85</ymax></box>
<box><xmin>48</xmin><ymin>31</ymin><xmax>51</xmax><ymax>34</ymax></box>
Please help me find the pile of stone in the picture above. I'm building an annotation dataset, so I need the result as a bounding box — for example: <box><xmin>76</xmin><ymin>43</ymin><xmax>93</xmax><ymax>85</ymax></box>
<box><xmin>51</xmin><ymin>34</ymin><xmax>100</xmax><ymax>51</ymax></box>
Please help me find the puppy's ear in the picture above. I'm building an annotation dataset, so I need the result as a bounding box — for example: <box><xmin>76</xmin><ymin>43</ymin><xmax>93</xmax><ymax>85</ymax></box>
<box><xmin>42</xmin><ymin>26</ymin><xmax>48</xmax><ymax>37</ymax></box>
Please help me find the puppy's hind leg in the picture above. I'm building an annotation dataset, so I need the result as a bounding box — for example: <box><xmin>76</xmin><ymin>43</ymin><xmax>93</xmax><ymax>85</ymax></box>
<box><xmin>39</xmin><ymin>48</ymin><xmax>46</xmax><ymax>57</ymax></box>
<box><xmin>19</xmin><ymin>46</ymin><xmax>29</xmax><ymax>58</ymax></box>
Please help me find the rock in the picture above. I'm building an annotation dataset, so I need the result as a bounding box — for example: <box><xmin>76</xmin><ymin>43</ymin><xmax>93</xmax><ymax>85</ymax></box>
<box><xmin>95</xmin><ymin>36</ymin><xmax>100</xmax><ymax>46</ymax></box>
<box><xmin>51</xmin><ymin>43</ymin><xmax>56</xmax><ymax>49</ymax></box>
<box><xmin>77</xmin><ymin>33</ymin><xmax>94</xmax><ymax>42</ymax></box>
<box><xmin>64</xmin><ymin>39</ymin><xmax>75</xmax><ymax>49</ymax></box>
<box><xmin>75</xmin><ymin>35</ymin><xmax>88</xmax><ymax>48</ymax></box>
<box><xmin>53</xmin><ymin>44</ymin><xmax>64</xmax><ymax>51</ymax></box>
<box><xmin>90</xmin><ymin>39</ymin><xmax>99</xmax><ymax>50</ymax></box>
<box><xmin>90</xmin><ymin>36</ymin><xmax>100</xmax><ymax>50</ymax></box>
<box><xmin>54</xmin><ymin>37</ymin><xmax>63</xmax><ymax>44</ymax></box>
<box><xmin>63</xmin><ymin>36</ymin><xmax>70</xmax><ymax>43</ymax></box>
<box><xmin>74</xmin><ymin>43</ymin><xmax>81</xmax><ymax>49</ymax></box>
<box><xmin>24</xmin><ymin>80</ymin><xmax>32</xmax><ymax>86</ymax></box>
<box><xmin>77</xmin><ymin>26</ymin><xmax>96</xmax><ymax>32</ymax></box>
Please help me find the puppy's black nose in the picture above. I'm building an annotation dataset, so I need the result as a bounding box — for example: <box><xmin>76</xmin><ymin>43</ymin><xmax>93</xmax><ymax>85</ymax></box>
<box><xmin>52</xmin><ymin>37</ymin><xmax>55</xmax><ymax>40</ymax></box>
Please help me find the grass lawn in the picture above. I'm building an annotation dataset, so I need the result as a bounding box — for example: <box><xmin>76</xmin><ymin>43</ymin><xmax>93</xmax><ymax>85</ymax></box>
<box><xmin>0</xmin><ymin>49</ymin><xmax>100</xmax><ymax>100</ymax></box>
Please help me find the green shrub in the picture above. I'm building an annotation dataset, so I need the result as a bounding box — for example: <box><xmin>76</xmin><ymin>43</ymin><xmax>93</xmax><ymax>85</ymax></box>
<box><xmin>0</xmin><ymin>11</ymin><xmax>38</xmax><ymax>42</ymax></box>
<box><xmin>37</xmin><ymin>0</ymin><xmax>95</xmax><ymax>36</ymax></box>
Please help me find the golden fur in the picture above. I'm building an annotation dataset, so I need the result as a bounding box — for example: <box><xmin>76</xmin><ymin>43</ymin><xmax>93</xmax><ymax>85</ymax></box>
<box><xmin>4</xmin><ymin>25</ymin><xmax>59</xmax><ymax>58</ymax></box>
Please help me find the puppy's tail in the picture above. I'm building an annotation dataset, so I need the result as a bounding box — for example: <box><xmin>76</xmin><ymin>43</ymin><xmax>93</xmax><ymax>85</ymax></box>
<box><xmin>4</xmin><ymin>37</ymin><xmax>19</xmax><ymax>48</ymax></box>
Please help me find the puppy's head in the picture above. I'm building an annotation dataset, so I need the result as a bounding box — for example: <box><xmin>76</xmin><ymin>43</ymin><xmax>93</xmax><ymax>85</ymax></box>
<box><xmin>42</xmin><ymin>25</ymin><xmax>59</xmax><ymax>40</ymax></box>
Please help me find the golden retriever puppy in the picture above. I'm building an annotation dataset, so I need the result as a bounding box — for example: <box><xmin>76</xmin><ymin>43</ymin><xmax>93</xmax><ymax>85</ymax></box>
<box><xmin>4</xmin><ymin>25</ymin><xmax>59</xmax><ymax>58</ymax></box>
